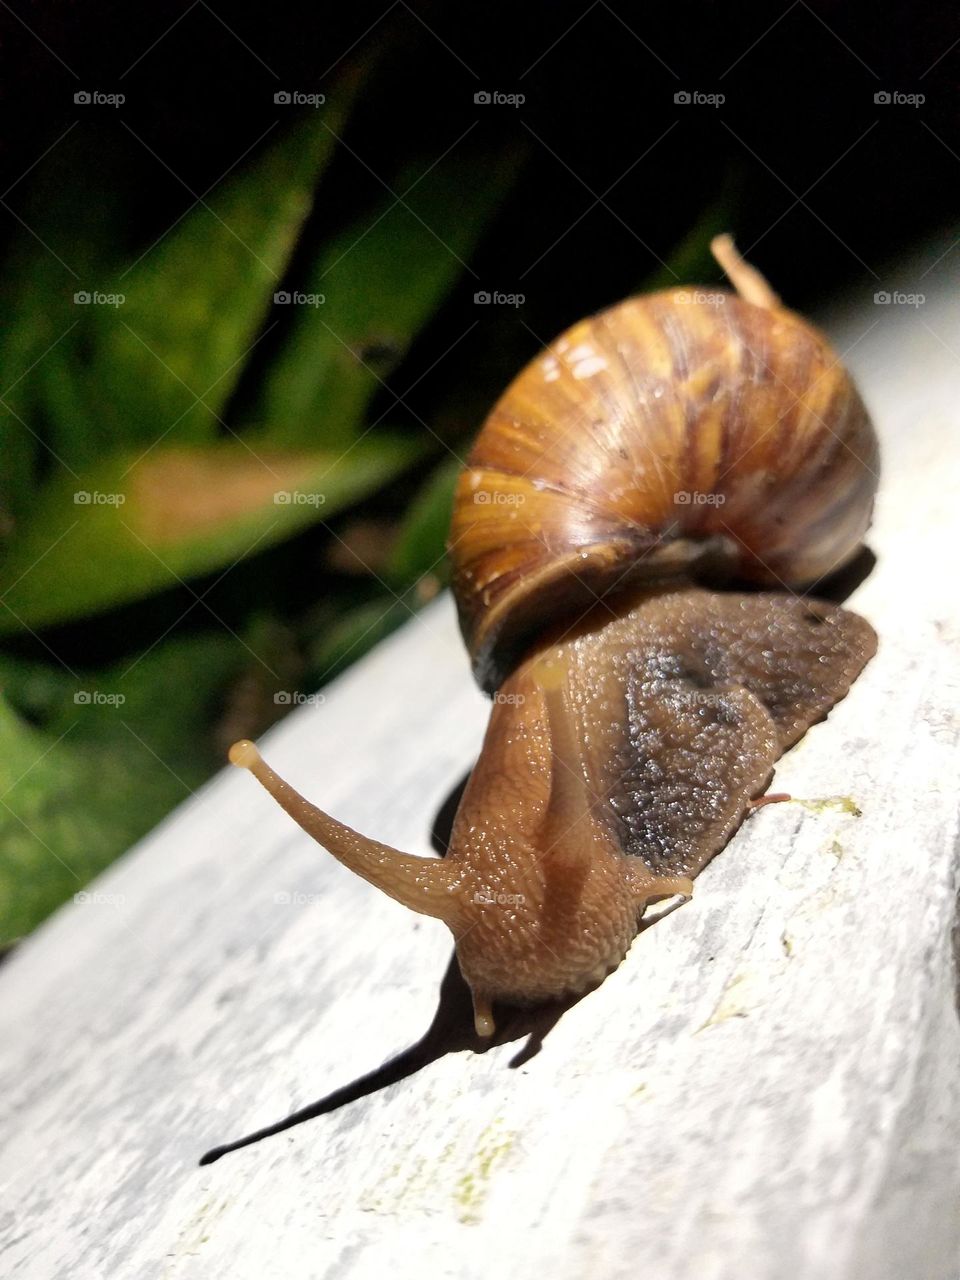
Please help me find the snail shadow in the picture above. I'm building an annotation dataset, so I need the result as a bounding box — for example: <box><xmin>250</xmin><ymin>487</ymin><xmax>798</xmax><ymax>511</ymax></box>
<box><xmin>198</xmin><ymin>774</ymin><xmax>581</xmax><ymax>1166</ymax></box>
<box><xmin>810</xmin><ymin>546</ymin><xmax>876</xmax><ymax>604</ymax></box>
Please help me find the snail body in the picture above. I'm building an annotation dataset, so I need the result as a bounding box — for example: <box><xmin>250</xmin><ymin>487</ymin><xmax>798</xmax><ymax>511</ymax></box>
<box><xmin>230</xmin><ymin>237</ymin><xmax>878</xmax><ymax>1039</ymax></box>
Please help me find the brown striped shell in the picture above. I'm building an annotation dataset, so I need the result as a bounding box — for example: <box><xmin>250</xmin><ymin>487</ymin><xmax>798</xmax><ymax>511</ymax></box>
<box><xmin>449</xmin><ymin>283</ymin><xmax>879</xmax><ymax>693</ymax></box>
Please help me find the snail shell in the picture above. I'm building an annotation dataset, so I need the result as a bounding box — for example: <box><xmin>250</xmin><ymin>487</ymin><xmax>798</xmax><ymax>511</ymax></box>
<box><xmin>450</xmin><ymin>279</ymin><xmax>879</xmax><ymax>692</ymax></box>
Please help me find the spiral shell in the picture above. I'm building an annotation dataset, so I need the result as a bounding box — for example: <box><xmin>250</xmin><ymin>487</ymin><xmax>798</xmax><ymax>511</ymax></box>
<box><xmin>449</xmin><ymin>286</ymin><xmax>879</xmax><ymax>692</ymax></box>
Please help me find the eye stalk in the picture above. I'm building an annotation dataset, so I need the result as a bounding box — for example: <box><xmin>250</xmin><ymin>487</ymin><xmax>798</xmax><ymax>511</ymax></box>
<box><xmin>229</xmin><ymin>740</ymin><xmax>461</xmax><ymax>923</ymax></box>
<box><xmin>230</xmin><ymin>740</ymin><xmax>507</xmax><ymax>1037</ymax></box>
<box><xmin>709</xmin><ymin>232</ymin><xmax>780</xmax><ymax>309</ymax></box>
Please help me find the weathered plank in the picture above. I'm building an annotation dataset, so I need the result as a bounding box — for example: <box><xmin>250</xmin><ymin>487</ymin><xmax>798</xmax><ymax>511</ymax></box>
<box><xmin>1</xmin><ymin>244</ymin><xmax>958</xmax><ymax>1280</ymax></box>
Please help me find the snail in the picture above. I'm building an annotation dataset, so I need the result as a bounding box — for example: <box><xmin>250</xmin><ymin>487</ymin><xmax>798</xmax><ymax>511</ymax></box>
<box><xmin>230</xmin><ymin>236</ymin><xmax>878</xmax><ymax>1039</ymax></box>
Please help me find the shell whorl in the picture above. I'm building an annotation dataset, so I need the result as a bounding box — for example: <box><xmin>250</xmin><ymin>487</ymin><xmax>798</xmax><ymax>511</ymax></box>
<box><xmin>449</xmin><ymin>264</ymin><xmax>879</xmax><ymax>693</ymax></box>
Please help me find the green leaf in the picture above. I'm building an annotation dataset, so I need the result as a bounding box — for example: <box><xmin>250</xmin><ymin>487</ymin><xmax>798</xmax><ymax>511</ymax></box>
<box><xmin>251</xmin><ymin>148</ymin><xmax>519</xmax><ymax>449</ymax></box>
<box><xmin>0</xmin><ymin>434</ymin><xmax>423</xmax><ymax>632</ymax></box>
<box><xmin>0</xmin><ymin>632</ymin><xmax>241</xmax><ymax>945</ymax></box>
<box><xmin>0</xmin><ymin>131</ymin><xmax>132</xmax><ymax>522</ymax></box>
<box><xmin>83</xmin><ymin>108</ymin><xmax>352</xmax><ymax>456</ymax></box>
<box><xmin>0</xmin><ymin>102</ymin><xmax>352</xmax><ymax>480</ymax></box>
<box><xmin>386</xmin><ymin>454</ymin><xmax>460</xmax><ymax>589</ymax></box>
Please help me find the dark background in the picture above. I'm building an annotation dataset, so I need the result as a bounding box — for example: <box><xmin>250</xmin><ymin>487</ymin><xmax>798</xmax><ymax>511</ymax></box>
<box><xmin>2</xmin><ymin>1</ymin><xmax>954</xmax><ymax>302</ymax></box>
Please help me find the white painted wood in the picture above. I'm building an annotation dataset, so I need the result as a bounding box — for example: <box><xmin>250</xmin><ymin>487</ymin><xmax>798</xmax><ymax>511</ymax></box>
<box><xmin>1</xmin><ymin>240</ymin><xmax>959</xmax><ymax>1280</ymax></box>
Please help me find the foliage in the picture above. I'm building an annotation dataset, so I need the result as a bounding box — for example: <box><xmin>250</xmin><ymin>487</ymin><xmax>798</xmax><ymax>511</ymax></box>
<box><xmin>0</xmin><ymin>78</ymin><xmax>516</xmax><ymax>944</ymax></box>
